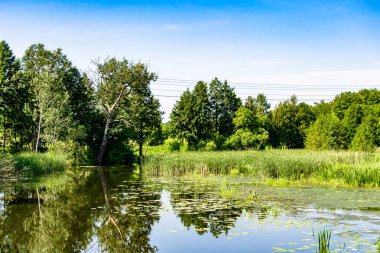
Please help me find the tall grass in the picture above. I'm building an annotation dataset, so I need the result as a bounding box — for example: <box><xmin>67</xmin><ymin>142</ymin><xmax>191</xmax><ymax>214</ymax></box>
<box><xmin>14</xmin><ymin>152</ymin><xmax>67</xmax><ymax>176</ymax></box>
<box><xmin>143</xmin><ymin>150</ymin><xmax>379</xmax><ymax>187</ymax></box>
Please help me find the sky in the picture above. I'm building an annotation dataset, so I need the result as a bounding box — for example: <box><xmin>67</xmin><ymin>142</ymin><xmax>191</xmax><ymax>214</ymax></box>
<box><xmin>1</xmin><ymin>0</ymin><xmax>380</xmax><ymax>121</ymax></box>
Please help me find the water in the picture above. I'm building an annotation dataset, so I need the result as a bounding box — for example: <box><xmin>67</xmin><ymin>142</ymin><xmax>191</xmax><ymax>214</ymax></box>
<box><xmin>0</xmin><ymin>167</ymin><xmax>379</xmax><ymax>252</ymax></box>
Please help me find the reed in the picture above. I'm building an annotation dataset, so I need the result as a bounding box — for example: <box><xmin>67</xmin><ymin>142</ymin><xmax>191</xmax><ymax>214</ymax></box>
<box><xmin>143</xmin><ymin>149</ymin><xmax>379</xmax><ymax>187</ymax></box>
<box><xmin>313</xmin><ymin>228</ymin><xmax>332</xmax><ymax>253</ymax></box>
<box><xmin>14</xmin><ymin>152</ymin><xmax>67</xmax><ymax>176</ymax></box>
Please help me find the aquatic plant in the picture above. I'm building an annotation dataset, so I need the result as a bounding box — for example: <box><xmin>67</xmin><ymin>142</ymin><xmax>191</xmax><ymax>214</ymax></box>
<box><xmin>313</xmin><ymin>227</ymin><xmax>332</xmax><ymax>253</ymax></box>
<box><xmin>14</xmin><ymin>152</ymin><xmax>67</xmax><ymax>176</ymax></box>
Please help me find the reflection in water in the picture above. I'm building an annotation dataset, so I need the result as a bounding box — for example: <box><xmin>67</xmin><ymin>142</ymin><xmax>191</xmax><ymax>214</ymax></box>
<box><xmin>0</xmin><ymin>168</ymin><xmax>379</xmax><ymax>252</ymax></box>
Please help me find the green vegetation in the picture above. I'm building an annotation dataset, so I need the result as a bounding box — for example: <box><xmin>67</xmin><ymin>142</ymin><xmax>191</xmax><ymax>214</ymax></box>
<box><xmin>313</xmin><ymin>228</ymin><xmax>332</xmax><ymax>253</ymax></box>
<box><xmin>14</xmin><ymin>152</ymin><xmax>67</xmax><ymax>176</ymax></box>
<box><xmin>0</xmin><ymin>39</ymin><xmax>379</xmax><ymax>177</ymax></box>
<box><xmin>143</xmin><ymin>150</ymin><xmax>380</xmax><ymax>187</ymax></box>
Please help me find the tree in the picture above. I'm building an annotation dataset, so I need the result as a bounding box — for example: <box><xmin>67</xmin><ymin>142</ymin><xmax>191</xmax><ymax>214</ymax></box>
<box><xmin>124</xmin><ymin>79</ymin><xmax>162</xmax><ymax>160</ymax></box>
<box><xmin>168</xmin><ymin>81</ymin><xmax>212</xmax><ymax>148</ymax></box>
<box><xmin>22</xmin><ymin>44</ymin><xmax>73</xmax><ymax>152</ymax></box>
<box><xmin>93</xmin><ymin>58</ymin><xmax>156</xmax><ymax>164</ymax></box>
<box><xmin>350</xmin><ymin>121</ymin><xmax>376</xmax><ymax>152</ymax></box>
<box><xmin>209</xmin><ymin>78</ymin><xmax>241</xmax><ymax>137</ymax></box>
<box><xmin>0</xmin><ymin>40</ymin><xmax>23</xmax><ymax>152</ymax></box>
<box><xmin>168</xmin><ymin>89</ymin><xmax>194</xmax><ymax>142</ymax></box>
<box><xmin>305</xmin><ymin>113</ymin><xmax>349</xmax><ymax>150</ymax></box>
<box><xmin>225</xmin><ymin>107</ymin><xmax>269</xmax><ymax>150</ymax></box>
<box><xmin>271</xmin><ymin>96</ymin><xmax>315</xmax><ymax>148</ymax></box>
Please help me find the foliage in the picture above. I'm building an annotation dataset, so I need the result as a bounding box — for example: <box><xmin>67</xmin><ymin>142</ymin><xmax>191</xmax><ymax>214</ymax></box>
<box><xmin>209</xmin><ymin>78</ymin><xmax>241</xmax><ymax>137</ymax></box>
<box><xmin>169</xmin><ymin>81</ymin><xmax>213</xmax><ymax>147</ymax></box>
<box><xmin>165</xmin><ymin>138</ymin><xmax>182</xmax><ymax>152</ymax></box>
<box><xmin>271</xmin><ymin>96</ymin><xmax>315</xmax><ymax>148</ymax></box>
<box><xmin>305</xmin><ymin>113</ymin><xmax>349</xmax><ymax>150</ymax></box>
<box><xmin>93</xmin><ymin>57</ymin><xmax>157</xmax><ymax>163</ymax></box>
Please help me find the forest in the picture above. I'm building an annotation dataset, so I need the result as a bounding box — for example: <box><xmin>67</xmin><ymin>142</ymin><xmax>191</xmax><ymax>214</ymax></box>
<box><xmin>0</xmin><ymin>40</ymin><xmax>379</xmax><ymax>168</ymax></box>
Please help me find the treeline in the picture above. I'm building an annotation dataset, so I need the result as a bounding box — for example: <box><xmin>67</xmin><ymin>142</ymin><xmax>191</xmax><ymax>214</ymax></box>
<box><xmin>167</xmin><ymin>79</ymin><xmax>380</xmax><ymax>152</ymax></box>
<box><xmin>1</xmin><ymin>40</ymin><xmax>379</xmax><ymax>167</ymax></box>
<box><xmin>0</xmin><ymin>40</ymin><xmax>162</xmax><ymax>164</ymax></box>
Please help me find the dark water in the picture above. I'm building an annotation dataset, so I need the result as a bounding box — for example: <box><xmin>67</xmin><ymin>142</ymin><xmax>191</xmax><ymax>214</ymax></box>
<box><xmin>0</xmin><ymin>167</ymin><xmax>379</xmax><ymax>252</ymax></box>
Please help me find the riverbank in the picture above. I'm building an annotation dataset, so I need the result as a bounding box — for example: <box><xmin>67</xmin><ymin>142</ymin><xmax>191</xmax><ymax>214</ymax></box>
<box><xmin>0</xmin><ymin>152</ymin><xmax>67</xmax><ymax>178</ymax></box>
<box><xmin>143</xmin><ymin>149</ymin><xmax>380</xmax><ymax>187</ymax></box>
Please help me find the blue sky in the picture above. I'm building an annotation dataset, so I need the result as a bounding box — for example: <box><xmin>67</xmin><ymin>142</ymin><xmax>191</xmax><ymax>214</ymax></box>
<box><xmin>1</xmin><ymin>0</ymin><xmax>380</xmax><ymax>119</ymax></box>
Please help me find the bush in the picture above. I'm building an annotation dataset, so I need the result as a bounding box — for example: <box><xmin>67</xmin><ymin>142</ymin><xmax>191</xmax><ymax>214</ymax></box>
<box><xmin>224</xmin><ymin>129</ymin><xmax>269</xmax><ymax>150</ymax></box>
<box><xmin>165</xmin><ymin>138</ymin><xmax>182</xmax><ymax>152</ymax></box>
<box><xmin>204</xmin><ymin>141</ymin><xmax>217</xmax><ymax>151</ymax></box>
<box><xmin>350</xmin><ymin>123</ymin><xmax>376</xmax><ymax>152</ymax></box>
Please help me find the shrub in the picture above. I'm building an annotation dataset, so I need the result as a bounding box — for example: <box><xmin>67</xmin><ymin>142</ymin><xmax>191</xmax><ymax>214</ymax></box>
<box><xmin>204</xmin><ymin>141</ymin><xmax>217</xmax><ymax>151</ymax></box>
<box><xmin>165</xmin><ymin>138</ymin><xmax>181</xmax><ymax>152</ymax></box>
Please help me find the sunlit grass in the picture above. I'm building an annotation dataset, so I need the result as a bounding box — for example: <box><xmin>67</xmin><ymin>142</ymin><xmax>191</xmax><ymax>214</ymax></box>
<box><xmin>14</xmin><ymin>152</ymin><xmax>67</xmax><ymax>176</ymax></box>
<box><xmin>143</xmin><ymin>149</ymin><xmax>379</xmax><ymax>187</ymax></box>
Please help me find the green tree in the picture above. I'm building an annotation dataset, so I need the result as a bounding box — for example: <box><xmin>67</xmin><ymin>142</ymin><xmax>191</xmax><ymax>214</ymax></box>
<box><xmin>168</xmin><ymin>81</ymin><xmax>212</xmax><ymax>148</ymax></box>
<box><xmin>225</xmin><ymin>107</ymin><xmax>269</xmax><ymax>150</ymax></box>
<box><xmin>350</xmin><ymin>114</ymin><xmax>378</xmax><ymax>152</ymax></box>
<box><xmin>305</xmin><ymin>113</ymin><xmax>349</xmax><ymax>150</ymax></box>
<box><xmin>124</xmin><ymin>80</ymin><xmax>162</xmax><ymax>160</ymax></box>
<box><xmin>93</xmin><ymin>58</ymin><xmax>156</xmax><ymax>164</ymax></box>
<box><xmin>209</xmin><ymin>78</ymin><xmax>241</xmax><ymax>137</ymax></box>
<box><xmin>22</xmin><ymin>44</ymin><xmax>73</xmax><ymax>152</ymax></box>
<box><xmin>271</xmin><ymin>96</ymin><xmax>315</xmax><ymax>148</ymax></box>
<box><xmin>0</xmin><ymin>40</ymin><xmax>24</xmax><ymax>152</ymax></box>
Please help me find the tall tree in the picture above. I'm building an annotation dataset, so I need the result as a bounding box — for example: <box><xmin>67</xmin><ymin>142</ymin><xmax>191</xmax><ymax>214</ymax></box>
<box><xmin>22</xmin><ymin>44</ymin><xmax>73</xmax><ymax>152</ymax></box>
<box><xmin>123</xmin><ymin>69</ymin><xmax>162</xmax><ymax>160</ymax></box>
<box><xmin>209</xmin><ymin>78</ymin><xmax>241</xmax><ymax>137</ymax></box>
<box><xmin>93</xmin><ymin>58</ymin><xmax>156</xmax><ymax>164</ymax></box>
<box><xmin>0</xmin><ymin>41</ymin><xmax>22</xmax><ymax>151</ymax></box>
<box><xmin>169</xmin><ymin>81</ymin><xmax>212</xmax><ymax>148</ymax></box>
<box><xmin>271</xmin><ymin>96</ymin><xmax>314</xmax><ymax>148</ymax></box>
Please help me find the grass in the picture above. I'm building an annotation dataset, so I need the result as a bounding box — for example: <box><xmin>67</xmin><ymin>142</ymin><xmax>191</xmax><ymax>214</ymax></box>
<box><xmin>142</xmin><ymin>149</ymin><xmax>380</xmax><ymax>187</ymax></box>
<box><xmin>14</xmin><ymin>152</ymin><xmax>67</xmax><ymax>176</ymax></box>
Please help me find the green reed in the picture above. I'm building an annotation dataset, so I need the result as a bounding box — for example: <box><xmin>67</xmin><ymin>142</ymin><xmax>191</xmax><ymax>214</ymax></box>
<box><xmin>14</xmin><ymin>152</ymin><xmax>67</xmax><ymax>176</ymax></box>
<box><xmin>143</xmin><ymin>149</ymin><xmax>379</xmax><ymax>187</ymax></box>
<box><xmin>313</xmin><ymin>228</ymin><xmax>332</xmax><ymax>253</ymax></box>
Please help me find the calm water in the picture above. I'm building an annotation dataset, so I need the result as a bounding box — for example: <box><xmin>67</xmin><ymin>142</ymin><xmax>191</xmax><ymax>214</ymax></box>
<box><xmin>0</xmin><ymin>167</ymin><xmax>379</xmax><ymax>252</ymax></box>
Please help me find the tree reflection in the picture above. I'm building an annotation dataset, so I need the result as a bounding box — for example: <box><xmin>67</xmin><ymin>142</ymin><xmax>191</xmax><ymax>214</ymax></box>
<box><xmin>0</xmin><ymin>167</ymin><xmax>162</xmax><ymax>252</ymax></box>
<box><xmin>95</xmin><ymin>167</ymin><xmax>161</xmax><ymax>253</ymax></box>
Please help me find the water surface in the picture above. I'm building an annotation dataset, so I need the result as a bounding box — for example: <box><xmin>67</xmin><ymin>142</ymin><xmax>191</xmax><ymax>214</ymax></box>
<box><xmin>0</xmin><ymin>167</ymin><xmax>379</xmax><ymax>252</ymax></box>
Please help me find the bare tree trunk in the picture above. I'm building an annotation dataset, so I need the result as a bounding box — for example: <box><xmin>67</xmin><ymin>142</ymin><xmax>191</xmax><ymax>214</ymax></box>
<box><xmin>35</xmin><ymin>109</ymin><xmax>42</xmax><ymax>153</ymax></box>
<box><xmin>97</xmin><ymin>116</ymin><xmax>113</xmax><ymax>164</ymax></box>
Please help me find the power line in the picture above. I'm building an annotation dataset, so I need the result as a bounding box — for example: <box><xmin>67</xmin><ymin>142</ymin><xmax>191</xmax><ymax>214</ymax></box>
<box><xmin>155</xmin><ymin>78</ymin><xmax>379</xmax><ymax>89</ymax></box>
<box><xmin>151</xmin><ymin>88</ymin><xmax>336</xmax><ymax>97</ymax></box>
<box><xmin>154</xmin><ymin>94</ymin><xmax>332</xmax><ymax>102</ymax></box>
<box><xmin>152</xmin><ymin>82</ymin><xmax>376</xmax><ymax>91</ymax></box>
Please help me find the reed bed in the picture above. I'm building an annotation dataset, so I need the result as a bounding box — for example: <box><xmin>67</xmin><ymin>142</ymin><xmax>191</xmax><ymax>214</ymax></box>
<box><xmin>14</xmin><ymin>152</ymin><xmax>67</xmax><ymax>176</ymax></box>
<box><xmin>143</xmin><ymin>150</ymin><xmax>379</xmax><ymax>187</ymax></box>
